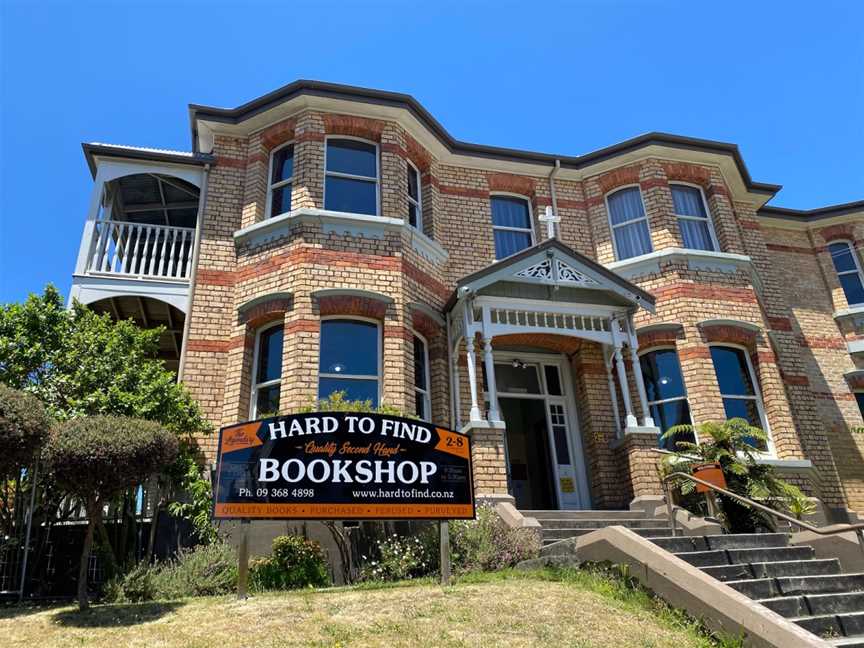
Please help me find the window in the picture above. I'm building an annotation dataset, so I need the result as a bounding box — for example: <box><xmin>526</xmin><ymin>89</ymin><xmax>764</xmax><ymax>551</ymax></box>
<box><xmin>267</xmin><ymin>143</ymin><xmax>294</xmax><ymax>218</ymax></box>
<box><xmin>251</xmin><ymin>324</ymin><xmax>283</xmax><ymax>418</ymax></box>
<box><xmin>324</xmin><ymin>138</ymin><xmax>379</xmax><ymax>215</ymax></box>
<box><xmin>829</xmin><ymin>241</ymin><xmax>864</xmax><ymax>306</ymax></box>
<box><xmin>607</xmin><ymin>187</ymin><xmax>652</xmax><ymax>260</ymax></box>
<box><xmin>406</xmin><ymin>162</ymin><xmax>422</xmax><ymax>231</ymax></box>
<box><xmin>318</xmin><ymin>319</ymin><xmax>381</xmax><ymax>405</ymax></box>
<box><xmin>413</xmin><ymin>334</ymin><xmax>431</xmax><ymax>420</ymax></box>
<box><xmin>856</xmin><ymin>392</ymin><xmax>864</xmax><ymax>420</ymax></box>
<box><xmin>709</xmin><ymin>346</ymin><xmax>769</xmax><ymax>450</ymax></box>
<box><xmin>491</xmin><ymin>195</ymin><xmax>534</xmax><ymax>259</ymax></box>
<box><xmin>639</xmin><ymin>349</ymin><xmax>694</xmax><ymax>449</ymax></box>
<box><xmin>671</xmin><ymin>184</ymin><xmax>717</xmax><ymax>251</ymax></box>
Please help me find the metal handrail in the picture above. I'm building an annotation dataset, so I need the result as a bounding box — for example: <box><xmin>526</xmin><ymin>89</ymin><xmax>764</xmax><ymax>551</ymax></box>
<box><xmin>661</xmin><ymin>472</ymin><xmax>864</xmax><ymax>549</ymax></box>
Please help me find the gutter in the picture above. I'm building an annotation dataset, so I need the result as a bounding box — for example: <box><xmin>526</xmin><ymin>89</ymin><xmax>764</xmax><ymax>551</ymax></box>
<box><xmin>177</xmin><ymin>163</ymin><xmax>210</xmax><ymax>382</ymax></box>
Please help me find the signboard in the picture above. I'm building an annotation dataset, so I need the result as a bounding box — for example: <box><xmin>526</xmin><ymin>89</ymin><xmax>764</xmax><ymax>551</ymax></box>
<box><xmin>213</xmin><ymin>412</ymin><xmax>474</xmax><ymax>520</ymax></box>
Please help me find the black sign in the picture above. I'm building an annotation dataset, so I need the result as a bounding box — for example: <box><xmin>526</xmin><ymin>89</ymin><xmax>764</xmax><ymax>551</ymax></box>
<box><xmin>213</xmin><ymin>412</ymin><xmax>474</xmax><ymax>520</ymax></box>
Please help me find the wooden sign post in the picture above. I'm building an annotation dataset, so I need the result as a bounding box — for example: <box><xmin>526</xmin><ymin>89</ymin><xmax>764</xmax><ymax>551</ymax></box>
<box><xmin>439</xmin><ymin>520</ymin><xmax>451</xmax><ymax>586</ymax></box>
<box><xmin>237</xmin><ymin>519</ymin><xmax>250</xmax><ymax>600</ymax></box>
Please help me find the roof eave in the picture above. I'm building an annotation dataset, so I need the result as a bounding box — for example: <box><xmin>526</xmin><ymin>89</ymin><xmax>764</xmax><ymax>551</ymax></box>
<box><xmin>82</xmin><ymin>143</ymin><xmax>215</xmax><ymax>179</ymax></box>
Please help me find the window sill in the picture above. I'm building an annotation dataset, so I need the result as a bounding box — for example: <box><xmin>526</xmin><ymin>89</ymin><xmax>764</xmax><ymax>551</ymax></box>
<box><xmin>833</xmin><ymin>304</ymin><xmax>864</xmax><ymax>328</ymax></box>
<box><xmin>607</xmin><ymin>248</ymin><xmax>755</xmax><ymax>282</ymax></box>
<box><xmin>233</xmin><ymin>208</ymin><xmax>448</xmax><ymax>264</ymax></box>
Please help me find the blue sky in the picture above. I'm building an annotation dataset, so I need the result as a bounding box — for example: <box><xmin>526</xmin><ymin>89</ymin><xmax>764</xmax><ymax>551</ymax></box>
<box><xmin>1</xmin><ymin>0</ymin><xmax>862</xmax><ymax>304</ymax></box>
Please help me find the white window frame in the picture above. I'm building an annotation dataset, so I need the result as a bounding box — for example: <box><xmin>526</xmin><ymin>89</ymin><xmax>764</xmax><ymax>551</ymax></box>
<box><xmin>265</xmin><ymin>141</ymin><xmax>294</xmax><ymax>219</ymax></box>
<box><xmin>323</xmin><ymin>136</ymin><xmax>380</xmax><ymax>216</ymax></box>
<box><xmin>605</xmin><ymin>185</ymin><xmax>653</xmax><ymax>261</ymax></box>
<box><xmin>670</xmin><ymin>182</ymin><xmax>720</xmax><ymax>252</ymax></box>
<box><xmin>638</xmin><ymin>346</ymin><xmax>694</xmax><ymax>442</ymax></box>
<box><xmin>318</xmin><ymin>316</ymin><xmax>383</xmax><ymax>404</ymax></box>
<box><xmin>490</xmin><ymin>192</ymin><xmax>536</xmax><ymax>260</ymax></box>
<box><xmin>413</xmin><ymin>331</ymin><xmax>432</xmax><ymax>421</ymax></box>
<box><xmin>406</xmin><ymin>160</ymin><xmax>423</xmax><ymax>232</ymax></box>
<box><xmin>828</xmin><ymin>240</ymin><xmax>864</xmax><ymax>306</ymax></box>
<box><xmin>250</xmin><ymin>321</ymin><xmax>284</xmax><ymax>419</ymax></box>
<box><xmin>709</xmin><ymin>343</ymin><xmax>775</xmax><ymax>456</ymax></box>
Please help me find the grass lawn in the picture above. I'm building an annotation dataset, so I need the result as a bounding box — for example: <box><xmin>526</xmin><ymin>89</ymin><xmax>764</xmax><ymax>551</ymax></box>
<box><xmin>0</xmin><ymin>569</ymin><xmax>738</xmax><ymax>648</ymax></box>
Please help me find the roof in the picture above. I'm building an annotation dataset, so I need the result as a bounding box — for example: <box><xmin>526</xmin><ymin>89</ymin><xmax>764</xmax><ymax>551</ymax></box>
<box><xmin>445</xmin><ymin>238</ymin><xmax>656</xmax><ymax>313</ymax></box>
<box><xmin>82</xmin><ymin>142</ymin><xmax>215</xmax><ymax>178</ymax></box>
<box><xmin>188</xmin><ymin>80</ymin><xmax>780</xmax><ymax>196</ymax></box>
<box><xmin>758</xmin><ymin>199</ymin><xmax>864</xmax><ymax>222</ymax></box>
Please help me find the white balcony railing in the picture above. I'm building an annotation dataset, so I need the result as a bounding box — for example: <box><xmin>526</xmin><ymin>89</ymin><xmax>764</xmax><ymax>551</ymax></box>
<box><xmin>87</xmin><ymin>220</ymin><xmax>195</xmax><ymax>281</ymax></box>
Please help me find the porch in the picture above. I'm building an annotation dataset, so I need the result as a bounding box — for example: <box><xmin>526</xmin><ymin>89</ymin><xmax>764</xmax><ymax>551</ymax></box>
<box><xmin>446</xmin><ymin>239</ymin><xmax>662</xmax><ymax>510</ymax></box>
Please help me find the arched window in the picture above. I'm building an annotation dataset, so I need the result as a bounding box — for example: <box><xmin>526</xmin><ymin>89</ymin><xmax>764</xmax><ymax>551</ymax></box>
<box><xmin>318</xmin><ymin>318</ymin><xmax>381</xmax><ymax>405</ymax></box>
<box><xmin>639</xmin><ymin>347</ymin><xmax>694</xmax><ymax>449</ymax></box>
<box><xmin>606</xmin><ymin>187</ymin><xmax>652</xmax><ymax>260</ymax></box>
<box><xmin>828</xmin><ymin>241</ymin><xmax>864</xmax><ymax>306</ymax></box>
<box><xmin>406</xmin><ymin>161</ymin><xmax>422</xmax><ymax>231</ymax></box>
<box><xmin>413</xmin><ymin>333</ymin><xmax>431</xmax><ymax>420</ymax></box>
<box><xmin>251</xmin><ymin>323</ymin><xmax>284</xmax><ymax>418</ymax></box>
<box><xmin>709</xmin><ymin>345</ymin><xmax>770</xmax><ymax>451</ymax></box>
<box><xmin>267</xmin><ymin>143</ymin><xmax>293</xmax><ymax>218</ymax></box>
<box><xmin>491</xmin><ymin>195</ymin><xmax>534</xmax><ymax>259</ymax></box>
<box><xmin>324</xmin><ymin>138</ymin><xmax>379</xmax><ymax>215</ymax></box>
<box><xmin>670</xmin><ymin>184</ymin><xmax>718</xmax><ymax>252</ymax></box>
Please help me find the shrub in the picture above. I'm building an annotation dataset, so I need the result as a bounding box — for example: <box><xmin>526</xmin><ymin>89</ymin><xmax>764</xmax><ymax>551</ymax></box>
<box><xmin>43</xmin><ymin>415</ymin><xmax>179</xmax><ymax>609</ymax></box>
<box><xmin>106</xmin><ymin>542</ymin><xmax>238</xmax><ymax>602</ymax></box>
<box><xmin>0</xmin><ymin>384</ymin><xmax>52</xmax><ymax>478</ymax></box>
<box><xmin>250</xmin><ymin>535</ymin><xmax>329</xmax><ymax>591</ymax></box>
<box><xmin>359</xmin><ymin>533</ymin><xmax>435</xmax><ymax>582</ymax></box>
<box><xmin>449</xmin><ymin>504</ymin><xmax>540</xmax><ymax>572</ymax></box>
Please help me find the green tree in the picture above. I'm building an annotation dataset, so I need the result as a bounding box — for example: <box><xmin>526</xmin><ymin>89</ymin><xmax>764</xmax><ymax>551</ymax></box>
<box><xmin>661</xmin><ymin>418</ymin><xmax>805</xmax><ymax>532</ymax></box>
<box><xmin>0</xmin><ymin>285</ymin><xmax>207</xmax><ymax>437</ymax></box>
<box><xmin>43</xmin><ymin>416</ymin><xmax>178</xmax><ymax>610</ymax></box>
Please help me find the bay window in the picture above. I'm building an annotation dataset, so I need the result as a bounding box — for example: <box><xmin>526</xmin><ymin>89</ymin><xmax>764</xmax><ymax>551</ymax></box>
<box><xmin>267</xmin><ymin>143</ymin><xmax>294</xmax><ymax>218</ymax></box>
<box><xmin>709</xmin><ymin>345</ymin><xmax>770</xmax><ymax>451</ymax></box>
<box><xmin>607</xmin><ymin>187</ymin><xmax>652</xmax><ymax>260</ymax></box>
<box><xmin>491</xmin><ymin>195</ymin><xmax>534</xmax><ymax>259</ymax></box>
<box><xmin>318</xmin><ymin>319</ymin><xmax>381</xmax><ymax>405</ymax></box>
<box><xmin>407</xmin><ymin>161</ymin><xmax>422</xmax><ymax>231</ymax></box>
<box><xmin>828</xmin><ymin>241</ymin><xmax>864</xmax><ymax>306</ymax></box>
<box><xmin>639</xmin><ymin>348</ymin><xmax>694</xmax><ymax>449</ymax></box>
<box><xmin>671</xmin><ymin>184</ymin><xmax>717</xmax><ymax>251</ymax></box>
<box><xmin>324</xmin><ymin>138</ymin><xmax>379</xmax><ymax>215</ymax></box>
<box><xmin>251</xmin><ymin>323</ymin><xmax>284</xmax><ymax>418</ymax></box>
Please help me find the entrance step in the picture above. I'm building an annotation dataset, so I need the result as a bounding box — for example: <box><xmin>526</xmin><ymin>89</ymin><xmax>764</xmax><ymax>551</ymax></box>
<box><xmin>542</xmin><ymin>526</ymin><xmax>673</xmax><ymax>542</ymax></box>
<box><xmin>645</xmin><ymin>530</ymin><xmax>864</xmax><ymax>644</ymax></box>
<box><xmin>522</xmin><ymin>509</ymin><xmax>655</xmax><ymax>521</ymax></box>
<box><xmin>534</xmin><ymin>517</ymin><xmax>666</xmax><ymax>529</ymax></box>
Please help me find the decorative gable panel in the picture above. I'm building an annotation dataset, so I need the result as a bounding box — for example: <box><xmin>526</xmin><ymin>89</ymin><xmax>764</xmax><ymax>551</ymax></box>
<box><xmin>515</xmin><ymin>258</ymin><xmax>599</xmax><ymax>286</ymax></box>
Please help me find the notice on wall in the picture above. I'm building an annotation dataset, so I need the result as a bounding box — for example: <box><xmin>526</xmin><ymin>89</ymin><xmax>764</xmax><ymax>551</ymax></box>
<box><xmin>212</xmin><ymin>412</ymin><xmax>475</xmax><ymax>520</ymax></box>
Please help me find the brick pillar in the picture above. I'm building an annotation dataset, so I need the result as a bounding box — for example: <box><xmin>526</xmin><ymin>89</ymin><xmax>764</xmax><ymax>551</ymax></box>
<box><xmin>467</xmin><ymin>423</ymin><xmax>509</xmax><ymax>496</ymax></box>
<box><xmin>613</xmin><ymin>432</ymin><xmax>663</xmax><ymax>504</ymax></box>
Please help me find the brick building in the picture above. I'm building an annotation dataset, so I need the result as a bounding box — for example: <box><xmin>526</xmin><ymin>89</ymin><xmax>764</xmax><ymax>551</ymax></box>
<box><xmin>70</xmin><ymin>80</ymin><xmax>864</xmax><ymax>516</ymax></box>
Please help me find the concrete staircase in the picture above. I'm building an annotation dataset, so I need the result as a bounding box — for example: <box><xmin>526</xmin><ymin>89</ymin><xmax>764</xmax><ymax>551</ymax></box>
<box><xmin>650</xmin><ymin>533</ymin><xmax>864</xmax><ymax>646</ymax></box>
<box><xmin>527</xmin><ymin>509</ymin><xmax>864</xmax><ymax>645</ymax></box>
<box><xmin>523</xmin><ymin>509</ymin><xmax>675</xmax><ymax>547</ymax></box>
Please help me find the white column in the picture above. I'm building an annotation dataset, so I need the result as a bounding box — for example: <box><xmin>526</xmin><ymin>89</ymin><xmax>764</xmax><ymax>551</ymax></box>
<box><xmin>611</xmin><ymin>318</ymin><xmax>638</xmax><ymax>428</ymax></box>
<box><xmin>626</xmin><ymin>316</ymin><xmax>655</xmax><ymax>428</ymax></box>
<box><xmin>452</xmin><ymin>352</ymin><xmax>462</xmax><ymax>429</ymax></box>
<box><xmin>482</xmin><ymin>337</ymin><xmax>500</xmax><ymax>423</ymax></box>
<box><xmin>603</xmin><ymin>346</ymin><xmax>623</xmax><ymax>435</ymax></box>
<box><xmin>73</xmin><ymin>169</ymin><xmax>107</xmax><ymax>275</ymax></box>
<box><xmin>464</xmin><ymin>334</ymin><xmax>482</xmax><ymax>423</ymax></box>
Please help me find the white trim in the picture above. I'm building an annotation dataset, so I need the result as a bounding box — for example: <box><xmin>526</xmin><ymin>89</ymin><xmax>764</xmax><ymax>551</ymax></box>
<box><xmin>490</xmin><ymin>193</ymin><xmax>536</xmax><ymax>260</ymax></box>
<box><xmin>708</xmin><ymin>343</ymin><xmax>775</xmax><ymax>457</ymax></box>
<box><xmin>412</xmin><ymin>331</ymin><xmax>432</xmax><ymax>421</ymax></box>
<box><xmin>265</xmin><ymin>140</ymin><xmax>294</xmax><ymax>219</ymax></box>
<box><xmin>406</xmin><ymin>159</ymin><xmax>422</xmax><ymax>232</ymax></box>
<box><xmin>324</xmin><ymin>136</ymin><xmax>380</xmax><ymax>216</ymax></box>
<box><xmin>669</xmin><ymin>182</ymin><xmax>721</xmax><ymax>252</ymax></box>
<box><xmin>250</xmin><ymin>321</ymin><xmax>284</xmax><ymax>419</ymax></box>
<box><xmin>605</xmin><ymin>185</ymin><xmax>653</xmax><ymax>261</ymax></box>
<box><xmin>828</xmin><ymin>239</ymin><xmax>864</xmax><ymax>307</ymax></box>
<box><xmin>607</xmin><ymin>247</ymin><xmax>754</xmax><ymax>282</ymax></box>
<box><xmin>318</xmin><ymin>316</ymin><xmax>382</xmax><ymax>405</ymax></box>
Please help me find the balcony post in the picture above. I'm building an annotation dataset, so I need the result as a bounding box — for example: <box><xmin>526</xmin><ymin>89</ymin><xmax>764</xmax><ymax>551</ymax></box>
<box><xmin>73</xmin><ymin>169</ymin><xmax>108</xmax><ymax>275</ymax></box>
<box><xmin>626</xmin><ymin>315</ymin><xmax>655</xmax><ymax>428</ymax></box>
<box><xmin>611</xmin><ymin>317</ymin><xmax>638</xmax><ymax>428</ymax></box>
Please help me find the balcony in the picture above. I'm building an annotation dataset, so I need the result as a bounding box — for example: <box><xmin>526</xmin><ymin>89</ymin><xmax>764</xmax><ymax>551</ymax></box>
<box><xmin>86</xmin><ymin>219</ymin><xmax>195</xmax><ymax>281</ymax></box>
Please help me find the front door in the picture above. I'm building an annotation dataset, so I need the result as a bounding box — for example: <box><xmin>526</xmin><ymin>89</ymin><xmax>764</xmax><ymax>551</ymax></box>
<box><xmin>492</xmin><ymin>357</ymin><xmax>589</xmax><ymax>510</ymax></box>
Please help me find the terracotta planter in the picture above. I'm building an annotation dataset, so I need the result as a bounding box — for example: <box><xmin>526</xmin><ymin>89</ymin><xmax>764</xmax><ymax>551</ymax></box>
<box><xmin>692</xmin><ymin>463</ymin><xmax>726</xmax><ymax>493</ymax></box>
